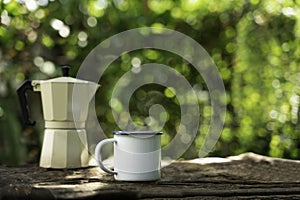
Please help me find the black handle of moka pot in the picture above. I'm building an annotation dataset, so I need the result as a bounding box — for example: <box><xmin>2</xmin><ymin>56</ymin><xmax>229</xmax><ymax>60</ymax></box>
<box><xmin>17</xmin><ymin>80</ymin><xmax>36</xmax><ymax>126</ymax></box>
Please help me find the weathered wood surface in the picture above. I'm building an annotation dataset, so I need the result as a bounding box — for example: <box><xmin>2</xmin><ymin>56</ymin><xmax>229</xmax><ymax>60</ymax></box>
<box><xmin>1</xmin><ymin>152</ymin><xmax>300</xmax><ymax>199</ymax></box>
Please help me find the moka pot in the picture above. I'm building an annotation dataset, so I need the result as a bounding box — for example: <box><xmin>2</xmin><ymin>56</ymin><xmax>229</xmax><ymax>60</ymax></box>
<box><xmin>17</xmin><ymin>66</ymin><xmax>99</xmax><ymax>168</ymax></box>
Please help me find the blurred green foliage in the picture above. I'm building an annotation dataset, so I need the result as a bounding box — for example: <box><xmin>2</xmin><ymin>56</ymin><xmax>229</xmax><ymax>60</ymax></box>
<box><xmin>0</xmin><ymin>0</ymin><xmax>299</xmax><ymax>164</ymax></box>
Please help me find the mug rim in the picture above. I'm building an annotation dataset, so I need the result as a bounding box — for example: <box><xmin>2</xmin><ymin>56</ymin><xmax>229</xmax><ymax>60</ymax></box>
<box><xmin>113</xmin><ymin>131</ymin><xmax>163</xmax><ymax>135</ymax></box>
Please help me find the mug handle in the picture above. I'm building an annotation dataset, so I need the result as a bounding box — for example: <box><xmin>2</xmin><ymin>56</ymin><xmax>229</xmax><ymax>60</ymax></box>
<box><xmin>95</xmin><ymin>138</ymin><xmax>117</xmax><ymax>175</ymax></box>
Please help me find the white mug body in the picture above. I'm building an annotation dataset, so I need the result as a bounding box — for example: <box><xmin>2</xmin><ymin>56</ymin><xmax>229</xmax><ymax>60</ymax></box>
<box><xmin>113</xmin><ymin>134</ymin><xmax>161</xmax><ymax>181</ymax></box>
<box><xmin>95</xmin><ymin>131</ymin><xmax>162</xmax><ymax>181</ymax></box>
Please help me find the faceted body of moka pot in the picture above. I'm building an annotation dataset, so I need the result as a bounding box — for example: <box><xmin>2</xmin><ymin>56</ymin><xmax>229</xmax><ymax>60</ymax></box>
<box><xmin>17</xmin><ymin>66</ymin><xmax>99</xmax><ymax>169</ymax></box>
<box><xmin>39</xmin><ymin>129</ymin><xmax>89</xmax><ymax>168</ymax></box>
<box><xmin>31</xmin><ymin>77</ymin><xmax>98</xmax><ymax>129</ymax></box>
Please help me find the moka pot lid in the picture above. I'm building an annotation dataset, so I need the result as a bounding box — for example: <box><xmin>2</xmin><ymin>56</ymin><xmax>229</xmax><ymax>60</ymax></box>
<box><xmin>42</xmin><ymin>66</ymin><xmax>98</xmax><ymax>85</ymax></box>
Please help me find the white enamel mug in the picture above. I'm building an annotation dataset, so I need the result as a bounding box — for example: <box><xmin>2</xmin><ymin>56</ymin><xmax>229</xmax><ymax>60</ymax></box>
<box><xmin>95</xmin><ymin>131</ymin><xmax>162</xmax><ymax>181</ymax></box>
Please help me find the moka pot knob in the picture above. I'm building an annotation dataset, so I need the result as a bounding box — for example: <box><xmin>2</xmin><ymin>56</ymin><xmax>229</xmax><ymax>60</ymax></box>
<box><xmin>61</xmin><ymin>66</ymin><xmax>70</xmax><ymax>77</ymax></box>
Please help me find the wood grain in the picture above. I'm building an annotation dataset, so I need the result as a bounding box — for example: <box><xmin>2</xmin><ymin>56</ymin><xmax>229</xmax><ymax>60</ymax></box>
<box><xmin>1</xmin><ymin>153</ymin><xmax>300</xmax><ymax>199</ymax></box>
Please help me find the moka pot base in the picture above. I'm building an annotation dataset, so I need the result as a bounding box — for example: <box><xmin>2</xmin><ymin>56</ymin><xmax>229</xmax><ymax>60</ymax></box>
<box><xmin>39</xmin><ymin>129</ymin><xmax>89</xmax><ymax>169</ymax></box>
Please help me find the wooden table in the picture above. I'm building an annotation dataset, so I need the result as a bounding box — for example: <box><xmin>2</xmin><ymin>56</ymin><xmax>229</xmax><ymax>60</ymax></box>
<box><xmin>1</xmin><ymin>152</ymin><xmax>300</xmax><ymax>199</ymax></box>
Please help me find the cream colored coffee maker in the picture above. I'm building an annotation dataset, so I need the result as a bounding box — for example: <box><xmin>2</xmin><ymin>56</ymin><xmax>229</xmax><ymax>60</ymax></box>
<box><xmin>17</xmin><ymin>66</ymin><xmax>99</xmax><ymax>168</ymax></box>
